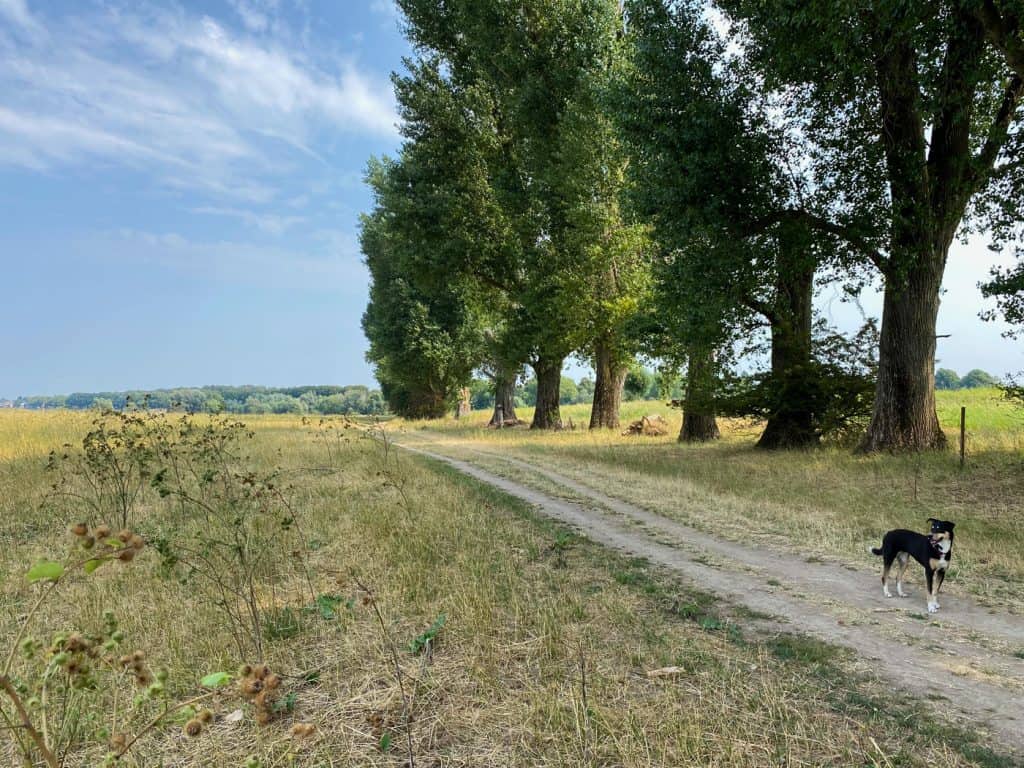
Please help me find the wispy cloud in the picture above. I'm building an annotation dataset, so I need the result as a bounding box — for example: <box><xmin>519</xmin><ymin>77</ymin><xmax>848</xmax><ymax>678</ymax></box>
<box><xmin>85</xmin><ymin>227</ymin><xmax>366</xmax><ymax>291</ymax></box>
<box><xmin>0</xmin><ymin>1</ymin><xmax>397</xmax><ymax>200</ymax></box>
<box><xmin>192</xmin><ymin>205</ymin><xmax>305</xmax><ymax>235</ymax></box>
<box><xmin>0</xmin><ymin>0</ymin><xmax>42</xmax><ymax>36</ymax></box>
<box><xmin>369</xmin><ymin>0</ymin><xmax>400</xmax><ymax>19</ymax></box>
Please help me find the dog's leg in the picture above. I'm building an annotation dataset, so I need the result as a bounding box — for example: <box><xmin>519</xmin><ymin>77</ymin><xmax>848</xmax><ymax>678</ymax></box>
<box><xmin>926</xmin><ymin>568</ymin><xmax>938</xmax><ymax>613</ymax></box>
<box><xmin>933</xmin><ymin>570</ymin><xmax>946</xmax><ymax>608</ymax></box>
<box><xmin>882</xmin><ymin>555</ymin><xmax>894</xmax><ymax>598</ymax></box>
<box><xmin>895</xmin><ymin>552</ymin><xmax>910</xmax><ymax>598</ymax></box>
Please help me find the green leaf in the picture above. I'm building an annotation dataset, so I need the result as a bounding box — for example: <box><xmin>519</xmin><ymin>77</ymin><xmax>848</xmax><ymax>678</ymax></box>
<box><xmin>270</xmin><ymin>692</ymin><xmax>297</xmax><ymax>714</ymax></box>
<box><xmin>408</xmin><ymin>613</ymin><xmax>446</xmax><ymax>654</ymax></box>
<box><xmin>200</xmin><ymin>671</ymin><xmax>233</xmax><ymax>688</ymax></box>
<box><xmin>313</xmin><ymin>593</ymin><xmax>345</xmax><ymax>620</ymax></box>
<box><xmin>26</xmin><ymin>560</ymin><xmax>64</xmax><ymax>583</ymax></box>
<box><xmin>84</xmin><ymin>558</ymin><xmax>108</xmax><ymax>574</ymax></box>
<box><xmin>379</xmin><ymin>733</ymin><xmax>392</xmax><ymax>753</ymax></box>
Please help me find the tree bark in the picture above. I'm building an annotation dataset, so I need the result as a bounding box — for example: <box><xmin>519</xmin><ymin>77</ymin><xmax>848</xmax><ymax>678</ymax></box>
<box><xmin>679</xmin><ymin>348</ymin><xmax>720</xmax><ymax>442</ymax></box>
<box><xmin>489</xmin><ymin>375</ymin><xmax>519</xmax><ymax>426</ymax></box>
<box><xmin>589</xmin><ymin>339</ymin><xmax>627</xmax><ymax>429</ymax></box>
<box><xmin>861</xmin><ymin>256</ymin><xmax>947</xmax><ymax>451</ymax></box>
<box><xmin>531</xmin><ymin>357</ymin><xmax>563</xmax><ymax>429</ymax></box>
<box><xmin>858</xmin><ymin>19</ymin><xmax>976</xmax><ymax>452</ymax></box>
<box><xmin>757</xmin><ymin>256</ymin><xmax>818</xmax><ymax>449</ymax></box>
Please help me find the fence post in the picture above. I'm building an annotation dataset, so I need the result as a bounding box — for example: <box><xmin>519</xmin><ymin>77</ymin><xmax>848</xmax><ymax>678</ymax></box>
<box><xmin>959</xmin><ymin>406</ymin><xmax>966</xmax><ymax>469</ymax></box>
<box><xmin>496</xmin><ymin>404</ymin><xmax>504</xmax><ymax>429</ymax></box>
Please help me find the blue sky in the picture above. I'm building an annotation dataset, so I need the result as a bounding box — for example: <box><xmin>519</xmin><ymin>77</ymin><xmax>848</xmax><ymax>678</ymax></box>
<box><xmin>0</xmin><ymin>0</ymin><xmax>1021</xmax><ymax>400</ymax></box>
<box><xmin>0</xmin><ymin>0</ymin><xmax>410</xmax><ymax>398</ymax></box>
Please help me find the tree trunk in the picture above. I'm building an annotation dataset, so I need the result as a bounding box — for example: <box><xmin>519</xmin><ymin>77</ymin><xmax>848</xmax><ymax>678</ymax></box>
<box><xmin>489</xmin><ymin>376</ymin><xmax>518</xmax><ymax>426</ymax></box>
<box><xmin>531</xmin><ymin>358</ymin><xmax>563</xmax><ymax>429</ymax></box>
<box><xmin>589</xmin><ymin>339</ymin><xmax>627</xmax><ymax>429</ymax></box>
<box><xmin>757</xmin><ymin>257</ymin><xmax>818</xmax><ymax>449</ymax></box>
<box><xmin>861</xmin><ymin>256</ymin><xmax>947</xmax><ymax>451</ymax></box>
<box><xmin>679</xmin><ymin>348</ymin><xmax>720</xmax><ymax>442</ymax></box>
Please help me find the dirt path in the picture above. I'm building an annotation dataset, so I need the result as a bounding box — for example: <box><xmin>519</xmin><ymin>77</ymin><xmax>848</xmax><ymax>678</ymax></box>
<box><xmin>398</xmin><ymin>437</ymin><xmax>1024</xmax><ymax>757</ymax></box>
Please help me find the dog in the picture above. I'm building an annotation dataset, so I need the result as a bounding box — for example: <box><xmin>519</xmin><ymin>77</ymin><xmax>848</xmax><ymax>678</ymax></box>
<box><xmin>869</xmin><ymin>518</ymin><xmax>955</xmax><ymax>614</ymax></box>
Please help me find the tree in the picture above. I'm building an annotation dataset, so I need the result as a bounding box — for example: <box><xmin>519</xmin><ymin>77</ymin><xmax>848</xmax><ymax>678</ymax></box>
<box><xmin>559</xmin><ymin>376</ymin><xmax>580</xmax><ymax>406</ymax></box>
<box><xmin>360</xmin><ymin>158</ymin><xmax>484</xmax><ymax>419</ymax></box>
<box><xmin>935</xmin><ymin>368</ymin><xmax>962</xmax><ymax>390</ymax></box>
<box><xmin>577</xmin><ymin>377</ymin><xmax>596</xmax><ymax>404</ymax></box>
<box><xmin>960</xmin><ymin>369</ymin><xmax>1000</xmax><ymax>388</ymax></box>
<box><xmin>720</xmin><ymin>0</ymin><xmax>1024</xmax><ymax>450</ymax></box>
<box><xmin>623</xmin><ymin>365</ymin><xmax>654</xmax><ymax>401</ymax></box>
<box><xmin>618</xmin><ymin>0</ymin><xmax>873</xmax><ymax>449</ymax></box>
<box><xmin>395</xmin><ymin>0</ymin><xmax>634</xmax><ymax>429</ymax></box>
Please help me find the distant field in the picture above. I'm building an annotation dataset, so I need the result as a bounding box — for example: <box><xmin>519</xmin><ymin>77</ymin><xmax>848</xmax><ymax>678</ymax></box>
<box><xmin>404</xmin><ymin>388</ymin><xmax>1024</xmax><ymax>610</ymax></box>
<box><xmin>0</xmin><ymin>406</ymin><xmax>1014</xmax><ymax>765</ymax></box>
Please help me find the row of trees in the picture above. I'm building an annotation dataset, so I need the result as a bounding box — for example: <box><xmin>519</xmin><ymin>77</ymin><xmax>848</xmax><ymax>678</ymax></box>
<box><xmin>14</xmin><ymin>385</ymin><xmax>386</xmax><ymax>416</ymax></box>
<box><xmin>362</xmin><ymin>0</ymin><xmax>1024</xmax><ymax>451</ymax></box>
<box><xmin>467</xmin><ymin>367</ymin><xmax>680</xmax><ymax>411</ymax></box>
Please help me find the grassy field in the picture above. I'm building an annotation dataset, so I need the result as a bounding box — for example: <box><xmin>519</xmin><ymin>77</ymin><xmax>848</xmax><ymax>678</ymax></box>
<box><xmin>403</xmin><ymin>389</ymin><xmax>1024</xmax><ymax>611</ymax></box>
<box><xmin>0</xmin><ymin>407</ymin><xmax>1019</xmax><ymax>766</ymax></box>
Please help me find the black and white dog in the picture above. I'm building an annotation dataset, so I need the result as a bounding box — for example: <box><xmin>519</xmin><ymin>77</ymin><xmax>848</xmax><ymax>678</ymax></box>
<box><xmin>869</xmin><ymin>518</ymin><xmax>955</xmax><ymax>614</ymax></box>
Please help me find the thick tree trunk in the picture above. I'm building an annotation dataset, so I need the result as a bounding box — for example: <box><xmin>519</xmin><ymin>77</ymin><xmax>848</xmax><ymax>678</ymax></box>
<box><xmin>679</xmin><ymin>348</ymin><xmax>720</xmax><ymax>442</ymax></box>
<box><xmin>589</xmin><ymin>340</ymin><xmax>627</xmax><ymax>429</ymax></box>
<box><xmin>757</xmin><ymin>258</ymin><xmax>818</xmax><ymax>449</ymax></box>
<box><xmin>861</xmin><ymin>256</ymin><xmax>947</xmax><ymax>451</ymax></box>
<box><xmin>531</xmin><ymin>358</ymin><xmax>563</xmax><ymax>429</ymax></box>
<box><xmin>489</xmin><ymin>376</ymin><xmax>518</xmax><ymax>426</ymax></box>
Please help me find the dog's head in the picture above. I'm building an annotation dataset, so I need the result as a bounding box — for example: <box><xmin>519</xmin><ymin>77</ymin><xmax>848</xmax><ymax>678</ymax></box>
<box><xmin>928</xmin><ymin>518</ymin><xmax>956</xmax><ymax>543</ymax></box>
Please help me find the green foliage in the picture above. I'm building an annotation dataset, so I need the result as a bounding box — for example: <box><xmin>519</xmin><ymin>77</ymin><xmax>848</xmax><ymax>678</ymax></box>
<box><xmin>0</xmin><ymin>526</ymin><xmax>180</xmax><ymax>767</ymax></box>
<box><xmin>16</xmin><ymin>385</ymin><xmax>386</xmax><ymax>416</ymax></box>
<box><xmin>25</xmin><ymin>560</ymin><xmax>64</xmax><ymax>582</ymax></box>
<box><xmin>982</xmin><ymin>260</ymin><xmax>1024</xmax><ymax>336</ymax></box>
<box><xmin>935</xmin><ymin>368</ymin><xmax>1000</xmax><ymax>390</ymax></box>
<box><xmin>408</xmin><ymin>614</ymin><xmax>446</xmax><ymax>655</ymax></box>
<box><xmin>717</xmin><ymin>320</ymin><xmax>878</xmax><ymax>443</ymax></box>
<box><xmin>199</xmin><ymin>671</ymin><xmax>233</xmax><ymax>689</ymax></box>
<box><xmin>147</xmin><ymin>414</ymin><xmax>312</xmax><ymax>659</ymax></box>
<box><xmin>311</xmin><ymin>594</ymin><xmax>351</xmax><ymax>621</ymax></box>
<box><xmin>44</xmin><ymin>408</ymin><xmax>165</xmax><ymax>529</ymax></box>
<box><xmin>936</xmin><ymin>368</ymin><xmax>962</xmax><ymax>390</ymax></box>
<box><xmin>623</xmin><ymin>366</ymin><xmax>655</xmax><ymax>402</ymax></box>
<box><xmin>961</xmin><ymin>369</ymin><xmax>1001</xmax><ymax>389</ymax></box>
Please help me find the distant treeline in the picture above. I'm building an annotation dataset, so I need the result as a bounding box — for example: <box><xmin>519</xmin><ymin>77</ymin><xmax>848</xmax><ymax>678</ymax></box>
<box><xmin>12</xmin><ymin>385</ymin><xmax>387</xmax><ymax>415</ymax></box>
<box><xmin>934</xmin><ymin>369</ymin><xmax>1001</xmax><ymax>391</ymax></box>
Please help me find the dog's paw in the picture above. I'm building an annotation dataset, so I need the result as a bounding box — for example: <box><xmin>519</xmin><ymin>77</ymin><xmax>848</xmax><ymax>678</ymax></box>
<box><xmin>897</xmin><ymin>591</ymin><xmax>908</xmax><ymax>598</ymax></box>
<box><xmin>927</xmin><ymin>603</ymin><xmax>938</xmax><ymax>614</ymax></box>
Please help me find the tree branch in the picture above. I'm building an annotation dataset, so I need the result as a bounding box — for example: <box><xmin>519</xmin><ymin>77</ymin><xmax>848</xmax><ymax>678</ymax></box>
<box><xmin>741</xmin><ymin>209</ymin><xmax>887</xmax><ymax>272</ymax></box>
<box><xmin>975</xmin><ymin>0</ymin><xmax>1024</xmax><ymax>80</ymax></box>
<box><xmin>972</xmin><ymin>73</ymin><xmax>1024</xmax><ymax>188</ymax></box>
<box><xmin>741</xmin><ymin>295</ymin><xmax>778</xmax><ymax>325</ymax></box>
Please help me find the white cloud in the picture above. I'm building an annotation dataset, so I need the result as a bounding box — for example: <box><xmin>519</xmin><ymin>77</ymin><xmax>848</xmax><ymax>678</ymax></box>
<box><xmin>228</xmin><ymin>0</ymin><xmax>274</xmax><ymax>33</ymax></box>
<box><xmin>0</xmin><ymin>2</ymin><xmax>398</xmax><ymax>200</ymax></box>
<box><xmin>0</xmin><ymin>0</ymin><xmax>42</xmax><ymax>36</ymax></box>
<box><xmin>192</xmin><ymin>205</ymin><xmax>305</xmax><ymax>235</ymax></box>
<box><xmin>86</xmin><ymin>228</ymin><xmax>366</xmax><ymax>291</ymax></box>
<box><xmin>369</xmin><ymin>0</ymin><xmax>400</xmax><ymax>19</ymax></box>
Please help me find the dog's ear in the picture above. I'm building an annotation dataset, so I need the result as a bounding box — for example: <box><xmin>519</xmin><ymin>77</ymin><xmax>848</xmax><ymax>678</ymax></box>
<box><xmin>947</xmin><ymin>522</ymin><xmax>955</xmax><ymax>530</ymax></box>
<box><xmin>926</xmin><ymin>517</ymin><xmax>938</xmax><ymax>525</ymax></box>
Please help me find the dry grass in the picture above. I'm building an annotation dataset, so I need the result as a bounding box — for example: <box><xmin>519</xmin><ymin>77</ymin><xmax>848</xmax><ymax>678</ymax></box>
<box><xmin>403</xmin><ymin>389</ymin><xmax>1024</xmax><ymax>611</ymax></box>
<box><xmin>0</xmin><ymin>410</ymin><xmax>1015</xmax><ymax>766</ymax></box>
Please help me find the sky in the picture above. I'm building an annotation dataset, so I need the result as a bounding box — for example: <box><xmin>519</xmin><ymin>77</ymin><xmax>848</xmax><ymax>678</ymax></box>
<box><xmin>0</xmin><ymin>0</ymin><xmax>1021</xmax><ymax>400</ymax></box>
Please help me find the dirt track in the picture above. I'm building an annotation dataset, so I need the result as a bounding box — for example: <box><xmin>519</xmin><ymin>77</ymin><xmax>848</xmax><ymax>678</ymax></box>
<box><xmin>398</xmin><ymin>436</ymin><xmax>1024</xmax><ymax>756</ymax></box>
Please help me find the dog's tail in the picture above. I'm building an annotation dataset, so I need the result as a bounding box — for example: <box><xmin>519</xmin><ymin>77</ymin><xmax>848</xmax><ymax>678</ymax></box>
<box><xmin>868</xmin><ymin>545</ymin><xmax>883</xmax><ymax>556</ymax></box>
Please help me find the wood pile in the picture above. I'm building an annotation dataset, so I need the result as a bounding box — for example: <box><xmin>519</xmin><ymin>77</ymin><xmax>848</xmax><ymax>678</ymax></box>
<box><xmin>622</xmin><ymin>415</ymin><xmax>669</xmax><ymax>436</ymax></box>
